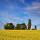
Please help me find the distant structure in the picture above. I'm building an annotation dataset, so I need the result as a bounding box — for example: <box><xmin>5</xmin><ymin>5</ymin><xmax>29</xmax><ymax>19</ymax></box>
<box><xmin>28</xmin><ymin>19</ymin><xmax>31</xmax><ymax>30</ymax></box>
<box><xmin>35</xmin><ymin>25</ymin><xmax>37</xmax><ymax>30</ymax></box>
<box><xmin>20</xmin><ymin>23</ymin><xmax>27</xmax><ymax>30</ymax></box>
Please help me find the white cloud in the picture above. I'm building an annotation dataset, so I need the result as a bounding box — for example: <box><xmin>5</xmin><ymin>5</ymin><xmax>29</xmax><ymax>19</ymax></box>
<box><xmin>24</xmin><ymin>2</ymin><xmax>40</xmax><ymax>17</ymax></box>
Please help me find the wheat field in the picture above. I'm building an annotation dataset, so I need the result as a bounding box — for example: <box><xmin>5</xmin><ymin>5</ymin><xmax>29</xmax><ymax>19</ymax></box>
<box><xmin>0</xmin><ymin>30</ymin><xmax>40</xmax><ymax>40</ymax></box>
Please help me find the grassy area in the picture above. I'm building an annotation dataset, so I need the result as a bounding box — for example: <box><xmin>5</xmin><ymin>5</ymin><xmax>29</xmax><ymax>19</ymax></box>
<box><xmin>0</xmin><ymin>30</ymin><xmax>40</xmax><ymax>40</ymax></box>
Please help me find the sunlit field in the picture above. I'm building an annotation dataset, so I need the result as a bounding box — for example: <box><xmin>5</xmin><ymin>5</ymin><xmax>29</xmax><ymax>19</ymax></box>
<box><xmin>0</xmin><ymin>30</ymin><xmax>40</xmax><ymax>40</ymax></box>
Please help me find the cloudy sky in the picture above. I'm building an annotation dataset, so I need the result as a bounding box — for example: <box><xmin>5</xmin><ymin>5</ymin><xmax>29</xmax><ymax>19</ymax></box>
<box><xmin>0</xmin><ymin>0</ymin><xmax>40</xmax><ymax>29</ymax></box>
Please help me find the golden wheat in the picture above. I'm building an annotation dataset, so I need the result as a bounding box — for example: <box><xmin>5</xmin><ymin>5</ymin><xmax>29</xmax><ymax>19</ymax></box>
<box><xmin>0</xmin><ymin>30</ymin><xmax>40</xmax><ymax>40</ymax></box>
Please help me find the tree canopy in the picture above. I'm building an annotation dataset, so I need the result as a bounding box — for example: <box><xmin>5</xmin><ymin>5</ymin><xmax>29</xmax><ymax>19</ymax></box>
<box><xmin>4</xmin><ymin>23</ymin><xmax>15</xmax><ymax>30</ymax></box>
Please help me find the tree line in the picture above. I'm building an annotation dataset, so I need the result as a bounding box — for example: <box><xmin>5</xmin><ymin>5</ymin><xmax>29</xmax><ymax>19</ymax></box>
<box><xmin>4</xmin><ymin>19</ymin><xmax>37</xmax><ymax>30</ymax></box>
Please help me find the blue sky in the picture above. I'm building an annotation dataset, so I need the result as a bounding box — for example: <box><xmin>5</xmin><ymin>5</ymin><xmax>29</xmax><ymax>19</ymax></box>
<box><xmin>0</xmin><ymin>0</ymin><xmax>40</xmax><ymax>29</ymax></box>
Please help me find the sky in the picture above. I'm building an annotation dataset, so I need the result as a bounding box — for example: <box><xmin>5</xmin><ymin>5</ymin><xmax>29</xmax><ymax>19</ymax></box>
<box><xmin>0</xmin><ymin>0</ymin><xmax>40</xmax><ymax>29</ymax></box>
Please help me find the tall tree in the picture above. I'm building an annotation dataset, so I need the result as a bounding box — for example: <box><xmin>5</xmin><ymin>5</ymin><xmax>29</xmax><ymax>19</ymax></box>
<box><xmin>28</xmin><ymin>19</ymin><xmax>31</xmax><ymax>30</ymax></box>
<box><xmin>4</xmin><ymin>23</ymin><xmax>14</xmax><ymax>30</ymax></box>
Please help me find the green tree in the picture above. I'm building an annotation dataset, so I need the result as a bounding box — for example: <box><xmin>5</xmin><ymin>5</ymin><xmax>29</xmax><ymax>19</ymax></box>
<box><xmin>4</xmin><ymin>23</ymin><xmax>14</xmax><ymax>30</ymax></box>
<box><xmin>28</xmin><ymin>19</ymin><xmax>31</xmax><ymax>30</ymax></box>
<box><xmin>15</xmin><ymin>23</ymin><xmax>27</xmax><ymax>30</ymax></box>
<box><xmin>15</xmin><ymin>24</ymin><xmax>21</xmax><ymax>30</ymax></box>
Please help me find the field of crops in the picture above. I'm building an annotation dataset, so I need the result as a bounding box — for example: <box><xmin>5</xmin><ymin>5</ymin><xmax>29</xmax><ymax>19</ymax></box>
<box><xmin>0</xmin><ymin>30</ymin><xmax>40</xmax><ymax>40</ymax></box>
